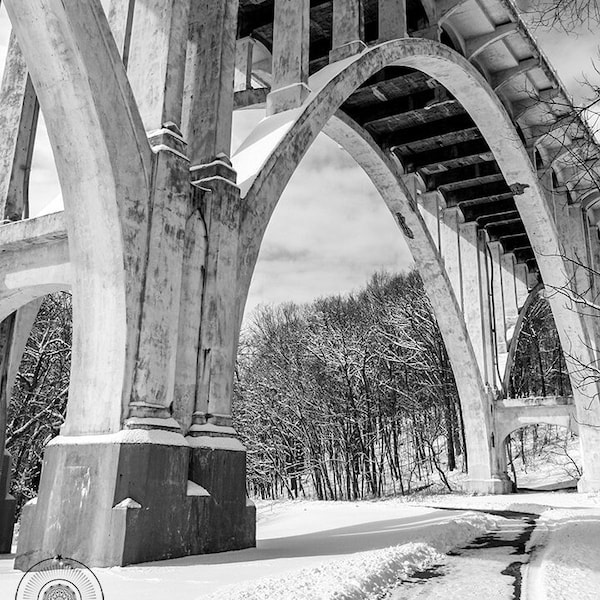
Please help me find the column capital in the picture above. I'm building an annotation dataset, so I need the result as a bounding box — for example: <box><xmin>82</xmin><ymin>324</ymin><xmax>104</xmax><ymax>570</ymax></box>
<box><xmin>190</xmin><ymin>154</ymin><xmax>238</xmax><ymax>187</ymax></box>
<box><xmin>187</xmin><ymin>412</ymin><xmax>237</xmax><ymax>438</ymax></box>
<box><xmin>459</xmin><ymin>220</ymin><xmax>478</xmax><ymax>235</ymax></box>
<box><xmin>125</xmin><ymin>415</ymin><xmax>182</xmax><ymax>433</ymax></box>
<box><xmin>487</xmin><ymin>239</ymin><xmax>504</xmax><ymax>253</ymax></box>
<box><xmin>148</xmin><ymin>124</ymin><xmax>188</xmax><ymax>159</ymax></box>
<box><xmin>401</xmin><ymin>173</ymin><xmax>426</xmax><ymax>198</ymax></box>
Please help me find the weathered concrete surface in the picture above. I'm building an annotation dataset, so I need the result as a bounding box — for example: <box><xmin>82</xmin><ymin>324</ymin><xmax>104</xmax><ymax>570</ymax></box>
<box><xmin>0</xmin><ymin>32</ymin><xmax>38</xmax><ymax>221</ymax></box>
<box><xmin>267</xmin><ymin>0</ymin><xmax>311</xmax><ymax>114</ymax></box>
<box><xmin>15</xmin><ymin>435</ymin><xmax>254</xmax><ymax>569</ymax></box>
<box><xmin>183</xmin><ymin>0</ymin><xmax>239</xmax><ymax>166</ymax></box>
<box><xmin>188</xmin><ymin>437</ymin><xmax>256</xmax><ymax>551</ymax></box>
<box><xmin>330</xmin><ymin>0</ymin><xmax>367</xmax><ymax>63</ymax></box>
<box><xmin>495</xmin><ymin>397</ymin><xmax>577</xmax><ymax>448</ymax></box>
<box><xmin>6</xmin><ymin>0</ymin><xmax>153</xmax><ymax>436</ymax></box>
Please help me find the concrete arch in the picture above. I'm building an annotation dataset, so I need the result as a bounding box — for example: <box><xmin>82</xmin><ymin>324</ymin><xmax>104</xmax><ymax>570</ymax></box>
<box><xmin>321</xmin><ymin>113</ymin><xmax>504</xmax><ymax>489</ymax></box>
<box><xmin>233</xmin><ymin>37</ymin><xmax>600</xmax><ymax>490</ymax></box>
<box><xmin>5</xmin><ymin>0</ymin><xmax>152</xmax><ymax>434</ymax></box>
<box><xmin>497</xmin><ymin>415</ymin><xmax>578</xmax><ymax>452</ymax></box>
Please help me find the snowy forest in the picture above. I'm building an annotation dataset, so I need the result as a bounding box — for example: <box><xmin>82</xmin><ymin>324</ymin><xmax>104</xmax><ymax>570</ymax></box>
<box><xmin>5</xmin><ymin>270</ymin><xmax>576</xmax><ymax>512</ymax></box>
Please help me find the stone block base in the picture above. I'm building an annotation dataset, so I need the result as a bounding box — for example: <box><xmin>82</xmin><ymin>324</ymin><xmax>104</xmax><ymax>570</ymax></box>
<box><xmin>468</xmin><ymin>476</ymin><xmax>513</xmax><ymax>495</ymax></box>
<box><xmin>14</xmin><ymin>433</ymin><xmax>255</xmax><ymax>570</ymax></box>
<box><xmin>0</xmin><ymin>451</ymin><xmax>16</xmax><ymax>554</ymax></box>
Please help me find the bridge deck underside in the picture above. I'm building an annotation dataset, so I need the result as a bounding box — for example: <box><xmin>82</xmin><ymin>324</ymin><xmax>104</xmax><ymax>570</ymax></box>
<box><xmin>341</xmin><ymin>66</ymin><xmax>536</xmax><ymax>270</ymax></box>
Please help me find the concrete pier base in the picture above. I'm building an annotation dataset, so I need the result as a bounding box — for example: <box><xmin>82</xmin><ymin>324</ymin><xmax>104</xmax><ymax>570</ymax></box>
<box><xmin>14</xmin><ymin>433</ymin><xmax>255</xmax><ymax>570</ymax></box>
<box><xmin>188</xmin><ymin>434</ymin><xmax>256</xmax><ymax>551</ymax></box>
<box><xmin>468</xmin><ymin>476</ymin><xmax>513</xmax><ymax>495</ymax></box>
<box><xmin>0</xmin><ymin>451</ymin><xmax>16</xmax><ymax>553</ymax></box>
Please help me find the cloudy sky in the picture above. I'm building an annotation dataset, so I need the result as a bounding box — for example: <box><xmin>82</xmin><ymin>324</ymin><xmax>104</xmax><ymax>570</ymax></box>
<box><xmin>0</xmin><ymin>5</ymin><xmax>598</xmax><ymax>321</ymax></box>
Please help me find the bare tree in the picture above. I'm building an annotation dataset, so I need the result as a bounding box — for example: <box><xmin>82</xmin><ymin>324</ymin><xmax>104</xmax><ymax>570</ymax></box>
<box><xmin>7</xmin><ymin>292</ymin><xmax>72</xmax><ymax>513</ymax></box>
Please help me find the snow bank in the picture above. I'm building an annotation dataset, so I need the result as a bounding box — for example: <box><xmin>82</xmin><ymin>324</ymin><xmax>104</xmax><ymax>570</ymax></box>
<box><xmin>201</xmin><ymin>511</ymin><xmax>499</xmax><ymax>600</ymax></box>
<box><xmin>526</xmin><ymin>508</ymin><xmax>600</xmax><ymax>600</ymax></box>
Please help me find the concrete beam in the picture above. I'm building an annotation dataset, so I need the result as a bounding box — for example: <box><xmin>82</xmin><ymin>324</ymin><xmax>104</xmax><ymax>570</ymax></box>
<box><xmin>466</xmin><ymin>22</ymin><xmax>518</xmax><ymax>61</ymax></box>
<box><xmin>267</xmin><ymin>0</ymin><xmax>311</xmax><ymax>114</ymax></box>
<box><xmin>492</xmin><ymin>57</ymin><xmax>538</xmax><ymax>92</ymax></box>
<box><xmin>512</xmin><ymin>87</ymin><xmax>560</xmax><ymax>120</ymax></box>
<box><xmin>436</xmin><ymin>0</ymin><xmax>469</xmax><ymax>23</ymax></box>
<box><xmin>495</xmin><ymin>401</ymin><xmax>577</xmax><ymax>445</ymax></box>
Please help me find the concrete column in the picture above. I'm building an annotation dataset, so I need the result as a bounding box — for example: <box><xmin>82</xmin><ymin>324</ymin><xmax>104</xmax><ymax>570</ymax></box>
<box><xmin>585</xmin><ymin>220</ymin><xmax>600</xmax><ymax>298</ymax></box>
<box><xmin>459</xmin><ymin>222</ymin><xmax>489</xmax><ymax>383</ymax></box>
<box><xmin>488</xmin><ymin>240</ymin><xmax>507</xmax><ymax>356</ymax></box>
<box><xmin>172</xmin><ymin>203</ymin><xmax>206</xmax><ymax>433</ymax></box>
<box><xmin>552</xmin><ymin>193</ymin><xmax>600</xmax><ymax>359</ymax></box>
<box><xmin>183</xmin><ymin>0</ymin><xmax>239</xmax><ymax>165</ymax></box>
<box><xmin>567</xmin><ymin>204</ymin><xmax>591</xmax><ymax>297</ymax></box>
<box><xmin>330</xmin><ymin>0</ymin><xmax>366</xmax><ymax>62</ymax></box>
<box><xmin>418</xmin><ymin>191</ymin><xmax>443</xmax><ymax>252</ymax></box>
<box><xmin>235</xmin><ymin>38</ymin><xmax>254</xmax><ymax>92</ymax></box>
<box><xmin>267</xmin><ymin>0</ymin><xmax>311</xmax><ymax>114</ymax></box>
<box><xmin>126</xmin><ymin>0</ymin><xmax>190</xmax><ymax>131</ymax></box>
<box><xmin>501</xmin><ymin>252</ymin><xmax>518</xmax><ymax>344</ymax></box>
<box><xmin>185</xmin><ymin>167</ymin><xmax>253</xmax><ymax>551</ymax></box>
<box><xmin>0</xmin><ymin>32</ymin><xmax>39</xmax><ymax>221</ymax></box>
<box><xmin>441</xmin><ymin>206</ymin><xmax>464</xmax><ymax>310</ymax></box>
<box><xmin>378</xmin><ymin>0</ymin><xmax>407</xmax><ymax>41</ymax></box>
<box><xmin>127</xmin><ymin>128</ymin><xmax>189</xmax><ymax>428</ymax></box>
<box><xmin>514</xmin><ymin>263</ymin><xmax>529</xmax><ymax>310</ymax></box>
<box><xmin>478</xmin><ymin>229</ymin><xmax>497</xmax><ymax>388</ymax></box>
<box><xmin>188</xmin><ymin>163</ymin><xmax>241</xmax><ymax>436</ymax></box>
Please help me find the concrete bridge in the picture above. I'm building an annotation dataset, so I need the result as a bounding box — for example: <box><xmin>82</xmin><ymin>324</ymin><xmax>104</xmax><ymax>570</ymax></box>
<box><xmin>0</xmin><ymin>0</ymin><xmax>599</xmax><ymax>569</ymax></box>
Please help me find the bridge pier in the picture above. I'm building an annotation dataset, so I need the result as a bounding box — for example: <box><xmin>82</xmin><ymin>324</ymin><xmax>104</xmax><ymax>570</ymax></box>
<box><xmin>3</xmin><ymin>0</ymin><xmax>600</xmax><ymax>569</ymax></box>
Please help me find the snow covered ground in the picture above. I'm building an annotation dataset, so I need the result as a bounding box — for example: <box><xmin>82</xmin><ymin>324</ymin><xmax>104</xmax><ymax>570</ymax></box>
<box><xmin>1</xmin><ymin>492</ymin><xmax>600</xmax><ymax>599</ymax></box>
<box><xmin>0</xmin><ymin>501</ymin><xmax>499</xmax><ymax>599</ymax></box>
<box><xmin>525</xmin><ymin>506</ymin><xmax>600</xmax><ymax>600</ymax></box>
